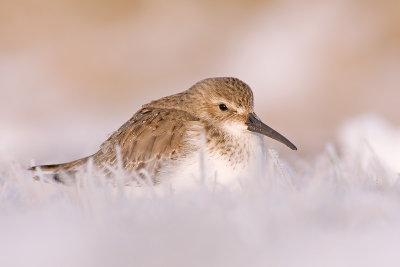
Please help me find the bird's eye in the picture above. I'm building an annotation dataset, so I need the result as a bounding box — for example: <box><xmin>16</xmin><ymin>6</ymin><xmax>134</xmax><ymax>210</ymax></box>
<box><xmin>219</xmin><ymin>104</ymin><xmax>228</xmax><ymax>111</ymax></box>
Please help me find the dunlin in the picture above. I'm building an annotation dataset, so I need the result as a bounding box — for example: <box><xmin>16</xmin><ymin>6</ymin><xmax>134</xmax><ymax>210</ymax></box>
<box><xmin>31</xmin><ymin>77</ymin><xmax>296</xmax><ymax>187</ymax></box>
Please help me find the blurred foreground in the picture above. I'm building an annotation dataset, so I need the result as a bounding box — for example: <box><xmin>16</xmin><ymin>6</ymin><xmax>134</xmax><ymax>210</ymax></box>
<box><xmin>1</xmin><ymin>115</ymin><xmax>400</xmax><ymax>267</ymax></box>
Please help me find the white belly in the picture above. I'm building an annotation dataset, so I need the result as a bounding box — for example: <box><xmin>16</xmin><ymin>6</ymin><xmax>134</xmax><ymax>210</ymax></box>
<box><xmin>164</xmin><ymin>132</ymin><xmax>266</xmax><ymax>192</ymax></box>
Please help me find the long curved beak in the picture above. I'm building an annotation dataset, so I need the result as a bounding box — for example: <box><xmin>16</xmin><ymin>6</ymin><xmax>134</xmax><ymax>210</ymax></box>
<box><xmin>245</xmin><ymin>113</ymin><xmax>297</xmax><ymax>150</ymax></box>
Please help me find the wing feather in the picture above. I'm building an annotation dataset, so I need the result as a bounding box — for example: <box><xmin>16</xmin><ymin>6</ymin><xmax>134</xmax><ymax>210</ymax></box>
<box><xmin>92</xmin><ymin>107</ymin><xmax>201</xmax><ymax>178</ymax></box>
<box><xmin>30</xmin><ymin>107</ymin><xmax>202</xmax><ymax>183</ymax></box>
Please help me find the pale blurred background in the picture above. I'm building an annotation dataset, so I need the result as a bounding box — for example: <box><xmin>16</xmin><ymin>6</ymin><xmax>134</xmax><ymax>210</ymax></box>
<box><xmin>1</xmin><ymin>0</ymin><xmax>399</xmax><ymax>165</ymax></box>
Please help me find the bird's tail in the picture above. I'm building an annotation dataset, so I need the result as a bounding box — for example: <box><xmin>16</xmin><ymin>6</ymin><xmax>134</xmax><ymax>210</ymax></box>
<box><xmin>28</xmin><ymin>163</ymin><xmax>62</xmax><ymax>172</ymax></box>
<box><xmin>29</xmin><ymin>157</ymin><xmax>89</xmax><ymax>183</ymax></box>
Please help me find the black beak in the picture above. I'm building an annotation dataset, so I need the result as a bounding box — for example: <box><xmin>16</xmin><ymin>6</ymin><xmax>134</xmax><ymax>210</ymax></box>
<box><xmin>245</xmin><ymin>113</ymin><xmax>297</xmax><ymax>150</ymax></box>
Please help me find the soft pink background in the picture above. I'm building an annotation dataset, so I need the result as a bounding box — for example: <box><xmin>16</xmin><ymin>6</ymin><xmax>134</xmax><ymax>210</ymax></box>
<box><xmin>1</xmin><ymin>0</ymin><xmax>399</xmax><ymax>165</ymax></box>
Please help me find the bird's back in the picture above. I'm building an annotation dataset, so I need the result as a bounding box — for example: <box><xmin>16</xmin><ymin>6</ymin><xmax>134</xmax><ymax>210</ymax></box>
<box><xmin>31</xmin><ymin>106</ymin><xmax>203</xmax><ymax>183</ymax></box>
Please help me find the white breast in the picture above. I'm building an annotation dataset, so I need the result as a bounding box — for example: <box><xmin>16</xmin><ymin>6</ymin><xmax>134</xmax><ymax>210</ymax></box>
<box><xmin>205</xmin><ymin>132</ymin><xmax>266</xmax><ymax>190</ymax></box>
<box><xmin>164</xmin><ymin>131</ymin><xmax>266</xmax><ymax>192</ymax></box>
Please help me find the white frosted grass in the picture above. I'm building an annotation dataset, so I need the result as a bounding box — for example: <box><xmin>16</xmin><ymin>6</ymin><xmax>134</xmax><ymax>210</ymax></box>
<box><xmin>1</xmin><ymin>116</ymin><xmax>400</xmax><ymax>267</ymax></box>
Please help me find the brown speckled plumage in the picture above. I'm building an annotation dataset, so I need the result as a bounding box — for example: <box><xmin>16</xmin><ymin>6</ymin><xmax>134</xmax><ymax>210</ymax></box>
<box><xmin>31</xmin><ymin>77</ymin><xmax>296</xmax><ymax>184</ymax></box>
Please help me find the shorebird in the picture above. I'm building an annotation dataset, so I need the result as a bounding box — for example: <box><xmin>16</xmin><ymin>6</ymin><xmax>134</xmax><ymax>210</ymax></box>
<box><xmin>30</xmin><ymin>77</ymin><xmax>296</xmax><ymax>188</ymax></box>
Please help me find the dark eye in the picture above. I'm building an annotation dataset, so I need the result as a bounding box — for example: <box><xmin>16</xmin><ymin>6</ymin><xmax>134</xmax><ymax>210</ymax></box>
<box><xmin>219</xmin><ymin>104</ymin><xmax>228</xmax><ymax>111</ymax></box>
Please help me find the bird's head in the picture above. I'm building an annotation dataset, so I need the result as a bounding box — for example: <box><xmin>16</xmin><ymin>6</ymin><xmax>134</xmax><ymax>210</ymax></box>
<box><xmin>190</xmin><ymin>77</ymin><xmax>297</xmax><ymax>150</ymax></box>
